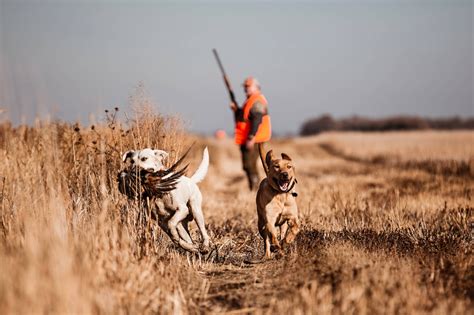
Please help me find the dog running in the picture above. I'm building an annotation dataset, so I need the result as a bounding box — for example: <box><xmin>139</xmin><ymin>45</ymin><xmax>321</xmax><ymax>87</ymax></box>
<box><xmin>119</xmin><ymin>146</ymin><xmax>211</xmax><ymax>254</ymax></box>
<box><xmin>256</xmin><ymin>144</ymin><xmax>300</xmax><ymax>259</ymax></box>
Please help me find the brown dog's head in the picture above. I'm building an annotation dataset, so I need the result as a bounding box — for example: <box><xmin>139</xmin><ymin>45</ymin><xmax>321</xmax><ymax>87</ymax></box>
<box><xmin>265</xmin><ymin>150</ymin><xmax>296</xmax><ymax>192</ymax></box>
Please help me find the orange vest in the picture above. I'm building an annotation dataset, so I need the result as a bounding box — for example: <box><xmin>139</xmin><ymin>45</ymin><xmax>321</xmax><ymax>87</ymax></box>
<box><xmin>234</xmin><ymin>93</ymin><xmax>272</xmax><ymax>145</ymax></box>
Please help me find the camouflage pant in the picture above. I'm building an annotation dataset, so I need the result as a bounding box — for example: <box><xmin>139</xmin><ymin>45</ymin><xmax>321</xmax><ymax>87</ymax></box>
<box><xmin>240</xmin><ymin>144</ymin><xmax>260</xmax><ymax>191</ymax></box>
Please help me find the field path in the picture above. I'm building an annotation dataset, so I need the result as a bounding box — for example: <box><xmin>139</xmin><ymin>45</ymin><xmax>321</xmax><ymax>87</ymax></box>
<box><xmin>189</xmin><ymin>136</ymin><xmax>472</xmax><ymax>313</ymax></box>
<box><xmin>194</xmin><ymin>139</ymin><xmax>334</xmax><ymax>313</ymax></box>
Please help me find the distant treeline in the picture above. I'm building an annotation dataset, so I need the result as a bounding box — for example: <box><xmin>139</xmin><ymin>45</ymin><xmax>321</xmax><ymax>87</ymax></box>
<box><xmin>300</xmin><ymin>115</ymin><xmax>474</xmax><ymax>135</ymax></box>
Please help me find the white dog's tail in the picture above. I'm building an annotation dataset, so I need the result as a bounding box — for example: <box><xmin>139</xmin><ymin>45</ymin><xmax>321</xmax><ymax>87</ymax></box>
<box><xmin>190</xmin><ymin>147</ymin><xmax>209</xmax><ymax>184</ymax></box>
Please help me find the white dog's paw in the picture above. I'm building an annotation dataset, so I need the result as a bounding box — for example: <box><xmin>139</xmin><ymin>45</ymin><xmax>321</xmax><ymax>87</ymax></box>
<box><xmin>199</xmin><ymin>240</ymin><xmax>212</xmax><ymax>254</ymax></box>
<box><xmin>201</xmin><ymin>244</ymin><xmax>218</xmax><ymax>262</ymax></box>
<box><xmin>200</xmin><ymin>244</ymin><xmax>210</xmax><ymax>254</ymax></box>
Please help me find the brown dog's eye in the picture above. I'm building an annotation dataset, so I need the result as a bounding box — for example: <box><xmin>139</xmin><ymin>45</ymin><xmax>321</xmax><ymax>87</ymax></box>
<box><xmin>274</xmin><ymin>165</ymin><xmax>279</xmax><ymax>170</ymax></box>
<box><xmin>287</xmin><ymin>165</ymin><xmax>292</xmax><ymax>169</ymax></box>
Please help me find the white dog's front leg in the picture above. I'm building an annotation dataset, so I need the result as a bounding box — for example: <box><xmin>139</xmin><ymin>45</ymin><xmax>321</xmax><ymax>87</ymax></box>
<box><xmin>177</xmin><ymin>222</ymin><xmax>193</xmax><ymax>244</ymax></box>
<box><xmin>189</xmin><ymin>194</ymin><xmax>210</xmax><ymax>252</ymax></box>
<box><xmin>168</xmin><ymin>205</ymin><xmax>198</xmax><ymax>253</ymax></box>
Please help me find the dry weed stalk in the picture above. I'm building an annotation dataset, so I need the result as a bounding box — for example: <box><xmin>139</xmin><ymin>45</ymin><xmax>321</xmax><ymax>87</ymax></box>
<box><xmin>0</xmin><ymin>92</ymin><xmax>201</xmax><ymax>314</ymax></box>
<box><xmin>0</xmin><ymin>107</ymin><xmax>472</xmax><ymax>314</ymax></box>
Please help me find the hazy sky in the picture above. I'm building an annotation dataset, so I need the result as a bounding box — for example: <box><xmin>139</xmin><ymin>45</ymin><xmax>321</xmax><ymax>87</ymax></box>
<box><xmin>0</xmin><ymin>0</ymin><xmax>472</xmax><ymax>134</ymax></box>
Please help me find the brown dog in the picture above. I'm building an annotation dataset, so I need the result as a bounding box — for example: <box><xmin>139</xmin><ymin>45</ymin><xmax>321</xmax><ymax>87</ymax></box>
<box><xmin>256</xmin><ymin>145</ymin><xmax>300</xmax><ymax>259</ymax></box>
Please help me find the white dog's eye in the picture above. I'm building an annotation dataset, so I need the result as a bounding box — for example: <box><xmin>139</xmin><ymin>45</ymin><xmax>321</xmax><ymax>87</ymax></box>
<box><xmin>141</xmin><ymin>157</ymin><xmax>147</xmax><ymax>162</ymax></box>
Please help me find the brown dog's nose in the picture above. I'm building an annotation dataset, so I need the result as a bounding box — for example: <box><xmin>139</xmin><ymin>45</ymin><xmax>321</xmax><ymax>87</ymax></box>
<box><xmin>281</xmin><ymin>172</ymin><xmax>289</xmax><ymax>179</ymax></box>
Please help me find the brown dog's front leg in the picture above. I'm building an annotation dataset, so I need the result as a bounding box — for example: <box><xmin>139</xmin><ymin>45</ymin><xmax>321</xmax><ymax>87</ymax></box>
<box><xmin>279</xmin><ymin>221</ymin><xmax>288</xmax><ymax>242</ymax></box>
<box><xmin>283</xmin><ymin>217</ymin><xmax>300</xmax><ymax>245</ymax></box>
<box><xmin>258</xmin><ymin>218</ymin><xmax>272</xmax><ymax>259</ymax></box>
<box><xmin>265</xmin><ymin>222</ymin><xmax>281</xmax><ymax>254</ymax></box>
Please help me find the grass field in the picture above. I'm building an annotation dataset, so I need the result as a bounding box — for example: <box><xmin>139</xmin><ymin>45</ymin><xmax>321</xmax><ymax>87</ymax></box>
<box><xmin>0</xmin><ymin>110</ymin><xmax>472</xmax><ymax>314</ymax></box>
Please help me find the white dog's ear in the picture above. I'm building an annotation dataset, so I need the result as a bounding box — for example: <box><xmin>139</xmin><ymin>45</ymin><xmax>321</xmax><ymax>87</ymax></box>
<box><xmin>122</xmin><ymin>150</ymin><xmax>136</xmax><ymax>163</ymax></box>
<box><xmin>153</xmin><ymin>150</ymin><xmax>168</xmax><ymax>162</ymax></box>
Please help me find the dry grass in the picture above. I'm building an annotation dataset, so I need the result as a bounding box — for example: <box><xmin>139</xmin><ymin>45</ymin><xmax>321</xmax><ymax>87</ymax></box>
<box><xmin>0</xmin><ymin>109</ymin><xmax>472</xmax><ymax>314</ymax></box>
<box><xmin>307</xmin><ymin>131</ymin><xmax>474</xmax><ymax>177</ymax></box>
<box><xmin>312</xmin><ymin>130</ymin><xmax>474</xmax><ymax>162</ymax></box>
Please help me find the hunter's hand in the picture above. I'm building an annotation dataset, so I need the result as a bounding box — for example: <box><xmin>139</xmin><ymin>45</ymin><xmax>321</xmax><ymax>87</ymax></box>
<box><xmin>230</xmin><ymin>102</ymin><xmax>238</xmax><ymax>112</ymax></box>
<box><xmin>246</xmin><ymin>138</ymin><xmax>256</xmax><ymax>150</ymax></box>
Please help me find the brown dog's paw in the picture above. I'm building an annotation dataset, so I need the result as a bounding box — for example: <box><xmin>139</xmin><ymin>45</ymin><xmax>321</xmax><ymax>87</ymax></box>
<box><xmin>274</xmin><ymin>251</ymin><xmax>285</xmax><ymax>259</ymax></box>
<box><xmin>270</xmin><ymin>244</ymin><xmax>281</xmax><ymax>253</ymax></box>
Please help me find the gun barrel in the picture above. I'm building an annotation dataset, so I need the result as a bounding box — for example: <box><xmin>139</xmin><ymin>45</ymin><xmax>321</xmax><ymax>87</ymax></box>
<box><xmin>213</xmin><ymin>48</ymin><xmax>238</xmax><ymax>106</ymax></box>
<box><xmin>213</xmin><ymin>49</ymin><xmax>226</xmax><ymax>76</ymax></box>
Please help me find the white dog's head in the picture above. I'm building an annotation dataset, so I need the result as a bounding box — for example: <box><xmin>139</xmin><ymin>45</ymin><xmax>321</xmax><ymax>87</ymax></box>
<box><xmin>122</xmin><ymin>148</ymin><xmax>169</xmax><ymax>172</ymax></box>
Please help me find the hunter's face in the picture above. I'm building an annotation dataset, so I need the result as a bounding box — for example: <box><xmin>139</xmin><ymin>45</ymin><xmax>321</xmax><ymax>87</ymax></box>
<box><xmin>244</xmin><ymin>82</ymin><xmax>258</xmax><ymax>96</ymax></box>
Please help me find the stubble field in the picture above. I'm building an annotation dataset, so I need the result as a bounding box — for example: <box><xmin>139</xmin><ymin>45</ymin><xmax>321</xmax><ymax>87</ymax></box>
<box><xmin>0</xmin><ymin>109</ymin><xmax>472</xmax><ymax>314</ymax></box>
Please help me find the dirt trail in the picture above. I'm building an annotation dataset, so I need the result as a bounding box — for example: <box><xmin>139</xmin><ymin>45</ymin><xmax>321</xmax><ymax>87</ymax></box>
<box><xmin>196</xmin><ymin>139</ymin><xmax>324</xmax><ymax>313</ymax></box>
<box><xmin>193</xmin><ymin>138</ymin><xmax>472</xmax><ymax>313</ymax></box>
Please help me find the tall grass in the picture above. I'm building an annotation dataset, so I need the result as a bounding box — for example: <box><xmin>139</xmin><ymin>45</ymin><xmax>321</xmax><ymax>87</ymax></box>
<box><xmin>0</xmin><ymin>94</ymin><xmax>203</xmax><ymax>314</ymax></box>
<box><xmin>0</xmin><ymin>106</ymin><xmax>472</xmax><ymax>314</ymax></box>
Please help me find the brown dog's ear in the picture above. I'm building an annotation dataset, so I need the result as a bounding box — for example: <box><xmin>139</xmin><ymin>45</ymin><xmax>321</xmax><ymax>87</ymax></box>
<box><xmin>281</xmin><ymin>153</ymin><xmax>292</xmax><ymax>161</ymax></box>
<box><xmin>265</xmin><ymin>150</ymin><xmax>274</xmax><ymax>168</ymax></box>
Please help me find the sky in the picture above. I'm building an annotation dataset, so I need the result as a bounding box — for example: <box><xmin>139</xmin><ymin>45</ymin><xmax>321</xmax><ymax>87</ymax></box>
<box><xmin>0</xmin><ymin>0</ymin><xmax>472</xmax><ymax>134</ymax></box>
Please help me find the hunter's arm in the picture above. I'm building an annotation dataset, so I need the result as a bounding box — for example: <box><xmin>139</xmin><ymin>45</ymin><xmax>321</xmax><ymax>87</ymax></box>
<box><xmin>247</xmin><ymin>101</ymin><xmax>266</xmax><ymax>138</ymax></box>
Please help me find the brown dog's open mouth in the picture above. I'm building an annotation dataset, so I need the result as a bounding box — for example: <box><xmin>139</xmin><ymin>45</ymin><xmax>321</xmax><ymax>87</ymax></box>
<box><xmin>277</xmin><ymin>178</ymin><xmax>292</xmax><ymax>192</ymax></box>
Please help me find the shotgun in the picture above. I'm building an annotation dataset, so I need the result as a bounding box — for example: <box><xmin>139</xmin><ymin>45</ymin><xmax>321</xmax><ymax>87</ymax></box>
<box><xmin>213</xmin><ymin>49</ymin><xmax>239</xmax><ymax>110</ymax></box>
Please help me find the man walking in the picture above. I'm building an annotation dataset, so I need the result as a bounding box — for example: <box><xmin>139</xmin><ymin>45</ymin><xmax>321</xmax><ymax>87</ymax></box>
<box><xmin>231</xmin><ymin>76</ymin><xmax>272</xmax><ymax>190</ymax></box>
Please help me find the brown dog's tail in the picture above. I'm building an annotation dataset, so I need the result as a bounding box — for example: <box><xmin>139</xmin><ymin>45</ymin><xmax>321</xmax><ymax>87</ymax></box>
<box><xmin>258</xmin><ymin>143</ymin><xmax>269</xmax><ymax>176</ymax></box>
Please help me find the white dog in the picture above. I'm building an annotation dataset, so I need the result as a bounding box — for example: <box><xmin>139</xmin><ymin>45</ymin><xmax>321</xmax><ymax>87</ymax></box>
<box><xmin>122</xmin><ymin>148</ymin><xmax>169</xmax><ymax>172</ymax></box>
<box><xmin>122</xmin><ymin>147</ymin><xmax>211</xmax><ymax>253</ymax></box>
